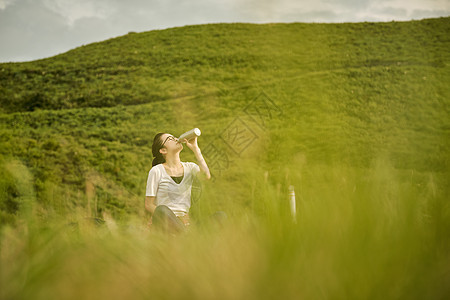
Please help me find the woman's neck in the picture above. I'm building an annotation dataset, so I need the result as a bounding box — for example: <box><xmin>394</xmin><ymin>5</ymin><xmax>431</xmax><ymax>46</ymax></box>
<box><xmin>164</xmin><ymin>153</ymin><xmax>182</xmax><ymax>168</ymax></box>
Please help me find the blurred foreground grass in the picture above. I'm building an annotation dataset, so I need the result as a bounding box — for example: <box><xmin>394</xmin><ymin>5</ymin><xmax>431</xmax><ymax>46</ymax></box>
<box><xmin>1</xmin><ymin>158</ymin><xmax>448</xmax><ymax>300</ymax></box>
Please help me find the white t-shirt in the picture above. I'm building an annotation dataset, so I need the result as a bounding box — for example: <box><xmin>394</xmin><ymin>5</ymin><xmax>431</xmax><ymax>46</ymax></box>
<box><xmin>146</xmin><ymin>161</ymin><xmax>200</xmax><ymax>217</ymax></box>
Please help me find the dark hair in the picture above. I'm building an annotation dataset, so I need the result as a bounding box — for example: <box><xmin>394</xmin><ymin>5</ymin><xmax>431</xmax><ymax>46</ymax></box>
<box><xmin>152</xmin><ymin>132</ymin><xmax>166</xmax><ymax>167</ymax></box>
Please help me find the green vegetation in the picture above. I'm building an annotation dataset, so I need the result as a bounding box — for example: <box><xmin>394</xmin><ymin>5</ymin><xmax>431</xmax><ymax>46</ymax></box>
<box><xmin>0</xmin><ymin>17</ymin><xmax>449</xmax><ymax>299</ymax></box>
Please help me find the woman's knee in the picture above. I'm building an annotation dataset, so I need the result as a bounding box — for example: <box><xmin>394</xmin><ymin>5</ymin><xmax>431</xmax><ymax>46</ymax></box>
<box><xmin>152</xmin><ymin>205</ymin><xmax>185</xmax><ymax>231</ymax></box>
<box><xmin>152</xmin><ymin>205</ymin><xmax>173</xmax><ymax>224</ymax></box>
<box><xmin>154</xmin><ymin>205</ymin><xmax>172</xmax><ymax>216</ymax></box>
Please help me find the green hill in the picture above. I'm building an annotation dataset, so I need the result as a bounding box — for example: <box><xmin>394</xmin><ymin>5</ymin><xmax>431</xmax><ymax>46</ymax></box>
<box><xmin>0</xmin><ymin>18</ymin><xmax>449</xmax><ymax>299</ymax></box>
<box><xmin>1</xmin><ymin>18</ymin><xmax>449</xmax><ymax>112</ymax></box>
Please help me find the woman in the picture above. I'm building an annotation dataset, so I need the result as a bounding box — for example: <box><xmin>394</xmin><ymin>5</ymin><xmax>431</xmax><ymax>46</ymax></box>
<box><xmin>145</xmin><ymin>132</ymin><xmax>211</xmax><ymax>233</ymax></box>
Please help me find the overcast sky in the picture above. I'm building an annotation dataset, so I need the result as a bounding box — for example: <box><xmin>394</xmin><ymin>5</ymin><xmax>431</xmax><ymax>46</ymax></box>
<box><xmin>0</xmin><ymin>0</ymin><xmax>449</xmax><ymax>62</ymax></box>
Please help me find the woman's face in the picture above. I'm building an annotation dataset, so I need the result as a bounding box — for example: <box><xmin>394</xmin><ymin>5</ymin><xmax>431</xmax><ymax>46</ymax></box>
<box><xmin>160</xmin><ymin>133</ymin><xmax>182</xmax><ymax>154</ymax></box>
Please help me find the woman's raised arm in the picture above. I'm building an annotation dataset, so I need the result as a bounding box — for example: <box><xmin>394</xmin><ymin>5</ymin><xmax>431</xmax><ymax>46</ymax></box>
<box><xmin>184</xmin><ymin>137</ymin><xmax>211</xmax><ymax>180</ymax></box>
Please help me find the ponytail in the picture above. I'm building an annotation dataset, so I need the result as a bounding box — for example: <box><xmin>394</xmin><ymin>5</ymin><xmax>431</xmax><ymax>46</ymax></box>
<box><xmin>152</xmin><ymin>132</ymin><xmax>166</xmax><ymax>167</ymax></box>
<box><xmin>152</xmin><ymin>155</ymin><xmax>165</xmax><ymax>167</ymax></box>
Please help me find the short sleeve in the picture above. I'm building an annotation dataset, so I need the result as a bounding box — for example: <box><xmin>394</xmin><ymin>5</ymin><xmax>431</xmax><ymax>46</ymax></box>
<box><xmin>189</xmin><ymin>162</ymin><xmax>200</xmax><ymax>176</ymax></box>
<box><xmin>146</xmin><ymin>167</ymin><xmax>160</xmax><ymax>196</ymax></box>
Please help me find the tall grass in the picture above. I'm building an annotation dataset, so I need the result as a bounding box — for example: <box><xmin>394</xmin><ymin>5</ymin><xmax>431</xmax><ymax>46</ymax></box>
<box><xmin>1</xmin><ymin>156</ymin><xmax>448</xmax><ymax>299</ymax></box>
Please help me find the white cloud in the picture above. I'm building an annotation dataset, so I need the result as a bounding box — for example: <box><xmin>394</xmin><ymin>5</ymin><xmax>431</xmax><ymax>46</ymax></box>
<box><xmin>42</xmin><ymin>0</ymin><xmax>113</xmax><ymax>26</ymax></box>
<box><xmin>0</xmin><ymin>0</ymin><xmax>449</xmax><ymax>62</ymax></box>
<box><xmin>372</xmin><ymin>0</ymin><xmax>450</xmax><ymax>20</ymax></box>
<box><xmin>0</xmin><ymin>0</ymin><xmax>16</xmax><ymax>10</ymax></box>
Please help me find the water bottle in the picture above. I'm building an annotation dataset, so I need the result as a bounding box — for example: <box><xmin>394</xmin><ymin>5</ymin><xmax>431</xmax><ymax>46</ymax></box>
<box><xmin>177</xmin><ymin>128</ymin><xmax>201</xmax><ymax>143</ymax></box>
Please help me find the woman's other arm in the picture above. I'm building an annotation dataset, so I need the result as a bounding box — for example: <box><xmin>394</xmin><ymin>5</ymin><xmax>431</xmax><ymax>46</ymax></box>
<box><xmin>145</xmin><ymin>196</ymin><xmax>157</xmax><ymax>215</ymax></box>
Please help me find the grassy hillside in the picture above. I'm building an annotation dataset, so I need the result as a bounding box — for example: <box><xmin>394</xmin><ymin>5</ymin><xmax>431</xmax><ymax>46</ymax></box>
<box><xmin>1</xmin><ymin>18</ymin><xmax>448</xmax><ymax>112</ymax></box>
<box><xmin>0</xmin><ymin>18</ymin><xmax>449</xmax><ymax>299</ymax></box>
